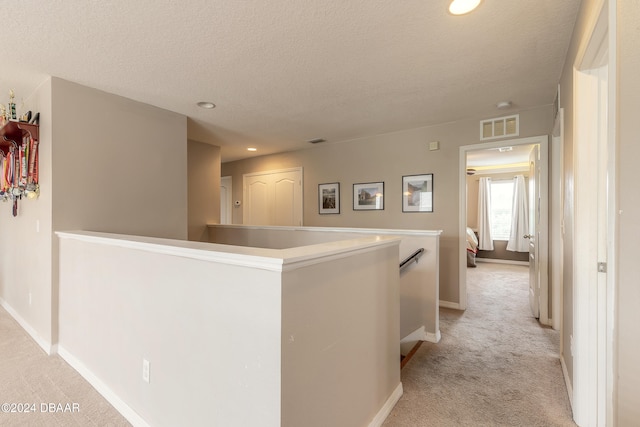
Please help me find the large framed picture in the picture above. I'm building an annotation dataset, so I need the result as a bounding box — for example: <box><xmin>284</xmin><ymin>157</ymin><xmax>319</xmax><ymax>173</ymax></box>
<box><xmin>318</xmin><ymin>182</ymin><xmax>340</xmax><ymax>214</ymax></box>
<box><xmin>353</xmin><ymin>182</ymin><xmax>384</xmax><ymax>211</ymax></box>
<box><xmin>402</xmin><ymin>174</ymin><xmax>433</xmax><ymax>212</ymax></box>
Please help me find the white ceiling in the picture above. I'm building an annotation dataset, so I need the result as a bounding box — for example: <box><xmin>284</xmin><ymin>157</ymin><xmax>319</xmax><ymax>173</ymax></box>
<box><xmin>0</xmin><ymin>1</ymin><xmax>580</xmax><ymax>162</ymax></box>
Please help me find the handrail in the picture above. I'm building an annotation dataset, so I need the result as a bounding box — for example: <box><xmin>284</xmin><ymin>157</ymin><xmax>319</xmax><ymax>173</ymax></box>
<box><xmin>399</xmin><ymin>248</ymin><xmax>424</xmax><ymax>270</ymax></box>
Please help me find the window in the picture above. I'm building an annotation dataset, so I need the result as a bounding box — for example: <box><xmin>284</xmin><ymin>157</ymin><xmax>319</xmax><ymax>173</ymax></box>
<box><xmin>490</xmin><ymin>180</ymin><xmax>514</xmax><ymax>240</ymax></box>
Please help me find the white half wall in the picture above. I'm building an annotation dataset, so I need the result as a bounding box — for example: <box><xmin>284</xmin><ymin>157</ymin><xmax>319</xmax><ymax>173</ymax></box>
<box><xmin>57</xmin><ymin>231</ymin><xmax>401</xmax><ymax>427</ymax></box>
<box><xmin>208</xmin><ymin>224</ymin><xmax>441</xmax><ymax>343</ymax></box>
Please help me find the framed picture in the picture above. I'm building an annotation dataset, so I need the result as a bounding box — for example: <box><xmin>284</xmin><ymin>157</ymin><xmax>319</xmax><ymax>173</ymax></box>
<box><xmin>353</xmin><ymin>182</ymin><xmax>384</xmax><ymax>210</ymax></box>
<box><xmin>402</xmin><ymin>174</ymin><xmax>433</xmax><ymax>212</ymax></box>
<box><xmin>318</xmin><ymin>182</ymin><xmax>340</xmax><ymax>214</ymax></box>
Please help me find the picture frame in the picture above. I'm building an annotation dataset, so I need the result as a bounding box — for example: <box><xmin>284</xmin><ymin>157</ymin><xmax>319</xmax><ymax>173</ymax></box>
<box><xmin>353</xmin><ymin>182</ymin><xmax>384</xmax><ymax>211</ymax></box>
<box><xmin>318</xmin><ymin>182</ymin><xmax>340</xmax><ymax>214</ymax></box>
<box><xmin>402</xmin><ymin>174</ymin><xmax>433</xmax><ymax>212</ymax></box>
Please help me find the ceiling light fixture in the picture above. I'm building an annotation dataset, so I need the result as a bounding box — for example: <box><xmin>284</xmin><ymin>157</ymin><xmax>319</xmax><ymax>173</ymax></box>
<box><xmin>197</xmin><ymin>101</ymin><xmax>216</xmax><ymax>109</ymax></box>
<box><xmin>496</xmin><ymin>101</ymin><xmax>512</xmax><ymax>109</ymax></box>
<box><xmin>247</xmin><ymin>147</ymin><xmax>257</xmax><ymax>152</ymax></box>
<box><xmin>448</xmin><ymin>0</ymin><xmax>482</xmax><ymax>15</ymax></box>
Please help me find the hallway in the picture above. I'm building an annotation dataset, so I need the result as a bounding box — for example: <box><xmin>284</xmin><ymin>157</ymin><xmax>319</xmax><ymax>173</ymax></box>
<box><xmin>384</xmin><ymin>263</ymin><xmax>575</xmax><ymax>426</ymax></box>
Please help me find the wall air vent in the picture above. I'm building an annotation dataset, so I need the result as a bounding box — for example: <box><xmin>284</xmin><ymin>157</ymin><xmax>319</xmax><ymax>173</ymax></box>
<box><xmin>307</xmin><ymin>138</ymin><xmax>326</xmax><ymax>144</ymax></box>
<box><xmin>480</xmin><ymin>114</ymin><xmax>519</xmax><ymax>141</ymax></box>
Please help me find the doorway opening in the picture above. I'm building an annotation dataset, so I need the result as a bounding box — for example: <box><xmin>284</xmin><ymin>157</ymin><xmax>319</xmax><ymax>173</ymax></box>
<box><xmin>459</xmin><ymin>135</ymin><xmax>551</xmax><ymax>324</ymax></box>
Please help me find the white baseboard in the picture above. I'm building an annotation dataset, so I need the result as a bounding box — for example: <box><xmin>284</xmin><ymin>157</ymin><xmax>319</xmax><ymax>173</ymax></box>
<box><xmin>0</xmin><ymin>298</ymin><xmax>53</xmax><ymax>355</ymax></box>
<box><xmin>439</xmin><ymin>300</ymin><xmax>462</xmax><ymax>310</ymax></box>
<box><xmin>425</xmin><ymin>330</ymin><xmax>441</xmax><ymax>343</ymax></box>
<box><xmin>368</xmin><ymin>382</ymin><xmax>403</xmax><ymax>427</ymax></box>
<box><xmin>57</xmin><ymin>346</ymin><xmax>150</xmax><ymax>427</ymax></box>
<box><xmin>560</xmin><ymin>354</ymin><xmax>573</xmax><ymax>408</ymax></box>
<box><xmin>475</xmin><ymin>258</ymin><xmax>529</xmax><ymax>266</ymax></box>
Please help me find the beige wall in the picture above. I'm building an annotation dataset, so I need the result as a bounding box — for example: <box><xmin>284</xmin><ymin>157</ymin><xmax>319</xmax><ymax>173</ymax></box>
<box><xmin>616</xmin><ymin>0</ymin><xmax>640</xmax><ymax>423</ymax></box>
<box><xmin>0</xmin><ymin>78</ymin><xmax>189</xmax><ymax>351</ymax></box>
<box><xmin>51</xmin><ymin>78</ymin><xmax>188</xmax><ymax>239</ymax></box>
<box><xmin>222</xmin><ymin>106</ymin><xmax>552</xmax><ymax>304</ymax></box>
<box><xmin>187</xmin><ymin>140</ymin><xmax>221</xmax><ymax>241</ymax></box>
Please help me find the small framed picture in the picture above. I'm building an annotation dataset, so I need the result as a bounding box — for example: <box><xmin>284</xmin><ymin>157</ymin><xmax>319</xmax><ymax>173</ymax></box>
<box><xmin>318</xmin><ymin>182</ymin><xmax>340</xmax><ymax>214</ymax></box>
<box><xmin>353</xmin><ymin>182</ymin><xmax>384</xmax><ymax>211</ymax></box>
<box><xmin>402</xmin><ymin>174</ymin><xmax>433</xmax><ymax>212</ymax></box>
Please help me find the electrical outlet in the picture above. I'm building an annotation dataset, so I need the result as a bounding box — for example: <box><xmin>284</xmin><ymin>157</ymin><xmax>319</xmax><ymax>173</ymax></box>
<box><xmin>142</xmin><ymin>359</ymin><xmax>150</xmax><ymax>383</ymax></box>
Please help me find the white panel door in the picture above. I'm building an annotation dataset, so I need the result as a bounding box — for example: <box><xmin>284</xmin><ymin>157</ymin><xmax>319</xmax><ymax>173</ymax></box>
<box><xmin>245</xmin><ymin>177</ymin><xmax>270</xmax><ymax>225</ymax></box>
<box><xmin>243</xmin><ymin>168</ymin><xmax>303</xmax><ymax>226</ymax></box>
<box><xmin>273</xmin><ymin>174</ymin><xmax>298</xmax><ymax>226</ymax></box>
<box><xmin>220</xmin><ymin>176</ymin><xmax>232</xmax><ymax>224</ymax></box>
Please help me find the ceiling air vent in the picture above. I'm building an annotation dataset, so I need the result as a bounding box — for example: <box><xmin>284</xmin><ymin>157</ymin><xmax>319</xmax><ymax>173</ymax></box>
<box><xmin>307</xmin><ymin>138</ymin><xmax>326</xmax><ymax>144</ymax></box>
<box><xmin>480</xmin><ymin>114</ymin><xmax>519</xmax><ymax>141</ymax></box>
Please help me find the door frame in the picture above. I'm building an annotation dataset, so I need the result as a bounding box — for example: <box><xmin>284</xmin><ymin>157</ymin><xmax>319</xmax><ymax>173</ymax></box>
<box><xmin>458</xmin><ymin>135</ymin><xmax>549</xmax><ymax>318</ymax></box>
<box><xmin>571</xmin><ymin>0</ymin><xmax>616</xmax><ymax>424</ymax></box>
<box><xmin>220</xmin><ymin>176</ymin><xmax>232</xmax><ymax>224</ymax></box>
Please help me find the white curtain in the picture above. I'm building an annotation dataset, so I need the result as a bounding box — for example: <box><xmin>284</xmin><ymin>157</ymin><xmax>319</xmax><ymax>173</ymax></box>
<box><xmin>507</xmin><ymin>175</ymin><xmax>529</xmax><ymax>252</ymax></box>
<box><xmin>477</xmin><ymin>177</ymin><xmax>494</xmax><ymax>250</ymax></box>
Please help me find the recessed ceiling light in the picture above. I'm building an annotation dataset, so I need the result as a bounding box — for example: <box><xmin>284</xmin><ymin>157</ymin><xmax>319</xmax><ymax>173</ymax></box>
<box><xmin>449</xmin><ymin>0</ymin><xmax>482</xmax><ymax>15</ymax></box>
<box><xmin>197</xmin><ymin>101</ymin><xmax>216</xmax><ymax>109</ymax></box>
<box><xmin>247</xmin><ymin>147</ymin><xmax>257</xmax><ymax>152</ymax></box>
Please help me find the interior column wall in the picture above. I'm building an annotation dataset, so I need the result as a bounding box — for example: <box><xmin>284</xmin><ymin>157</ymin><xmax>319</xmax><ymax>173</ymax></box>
<box><xmin>615</xmin><ymin>0</ymin><xmax>640</xmax><ymax>422</ymax></box>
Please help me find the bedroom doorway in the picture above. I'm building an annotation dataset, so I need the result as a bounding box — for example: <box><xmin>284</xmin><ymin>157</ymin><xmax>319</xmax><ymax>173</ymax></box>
<box><xmin>459</xmin><ymin>135</ymin><xmax>550</xmax><ymax>325</ymax></box>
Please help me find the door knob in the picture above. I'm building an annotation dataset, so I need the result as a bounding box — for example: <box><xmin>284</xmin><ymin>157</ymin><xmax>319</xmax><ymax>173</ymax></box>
<box><xmin>523</xmin><ymin>234</ymin><xmax>533</xmax><ymax>239</ymax></box>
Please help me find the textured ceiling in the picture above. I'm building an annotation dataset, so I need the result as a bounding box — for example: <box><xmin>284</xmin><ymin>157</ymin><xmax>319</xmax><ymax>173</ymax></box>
<box><xmin>0</xmin><ymin>1</ymin><xmax>580</xmax><ymax>162</ymax></box>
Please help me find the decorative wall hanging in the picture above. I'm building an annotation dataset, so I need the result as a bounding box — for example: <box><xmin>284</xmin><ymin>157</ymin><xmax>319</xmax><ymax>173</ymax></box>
<box><xmin>402</xmin><ymin>174</ymin><xmax>433</xmax><ymax>212</ymax></box>
<box><xmin>318</xmin><ymin>182</ymin><xmax>340</xmax><ymax>214</ymax></box>
<box><xmin>353</xmin><ymin>182</ymin><xmax>384</xmax><ymax>211</ymax></box>
<box><xmin>0</xmin><ymin>90</ymin><xmax>41</xmax><ymax>217</ymax></box>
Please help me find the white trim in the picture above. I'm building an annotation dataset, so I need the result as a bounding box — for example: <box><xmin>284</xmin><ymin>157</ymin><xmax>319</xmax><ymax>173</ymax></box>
<box><xmin>208</xmin><ymin>223</ymin><xmax>443</xmax><ymax>237</ymax></box>
<box><xmin>242</xmin><ymin>166</ymin><xmax>302</xmax><ymax>177</ymax></box>
<box><xmin>439</xmin><ymin>300</ymin><xmax>461</xmax><ymax>310</ymax></box>
<box><xmin>550</xmin><ymin>108</ymin><xmax>565</xmax><ymax>332</ymax></box>
<box><xmin>58</xmin><ymin>346</ymin><xmax>150</xmax><ymax>427</ymax></box>
<box><xmin>572</xmin><ymin>2</ymin><xmax>612</xmax><ymax>423</ymax></box>
<box><xmin>561</xmin><ymin>354</ymin><xmax>574</xmax><ymax>407</ymax></box>
<box><xmin>368</xmin><ymin>382</ymin><xmax>403</xmax><ymax>427</ymax></box>
<box><xmin>475</xmin><ymin>258</ymin><xmax>529</xmax><ymax>266</ymax></box>
<box><xmin>424</xmin><ymin>330</ymin><xmax>441</xmax><ymax>343</ymax></box>
<box><xmin>56</xmin><ymin>231</ymin><xmax>401</xmax><ymax>273</ymax></box>
<box><xmin>0</xmin><ymin>298</ymin><xmax>53</xmax><ymax>355</ymax></box>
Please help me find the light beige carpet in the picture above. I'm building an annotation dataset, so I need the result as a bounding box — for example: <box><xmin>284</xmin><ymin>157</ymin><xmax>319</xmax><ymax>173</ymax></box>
<box><xmin>0</xmin><ymin>306</ymin><xmax>131</xmax><ymax>426</ymax></box>
<box><xmin>384</xmin><ymin>263</ymin><xmax>576</xmax><ymax>427</ymax></box>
